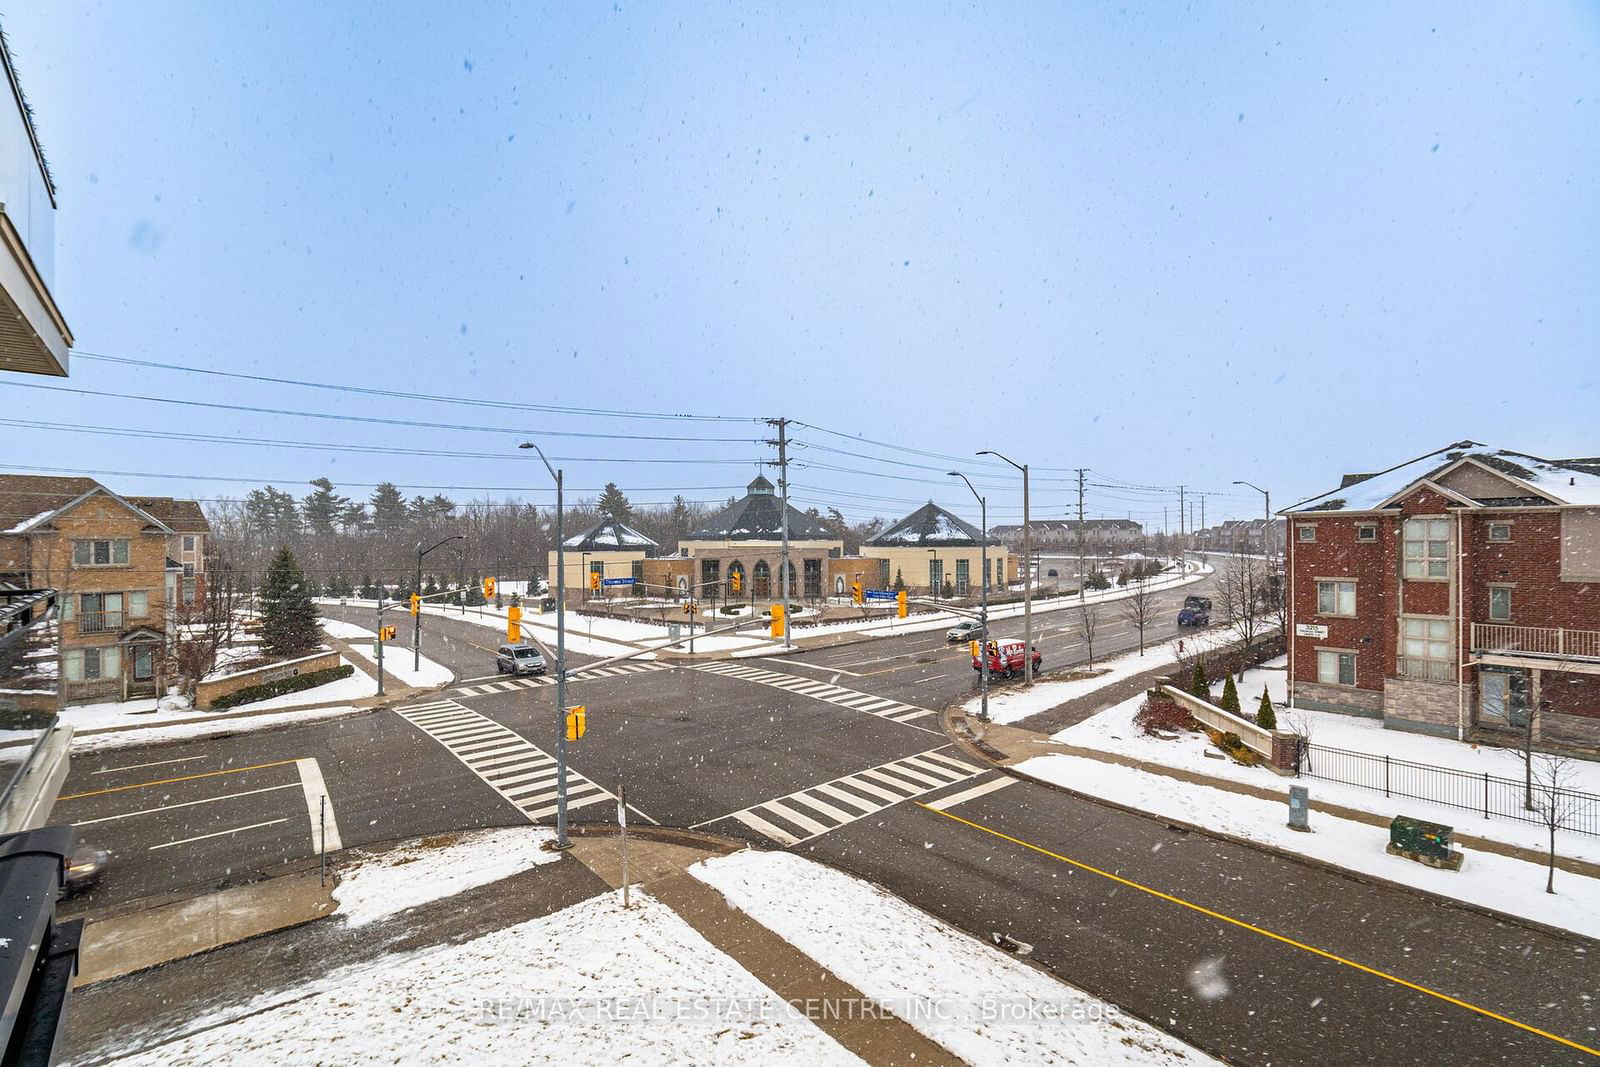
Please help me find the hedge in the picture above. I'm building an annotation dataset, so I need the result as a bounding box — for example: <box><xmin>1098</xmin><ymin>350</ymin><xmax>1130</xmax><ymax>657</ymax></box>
<box><xmin>210</xmin><ymin>664</ymin><xmax>356</xmax><ymax>711</ymax></box>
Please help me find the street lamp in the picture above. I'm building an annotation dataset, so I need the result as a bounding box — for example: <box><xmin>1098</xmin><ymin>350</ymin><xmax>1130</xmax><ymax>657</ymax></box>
<box><xmin>949</xmin><ymin>471</ymin><xmax>990</xmax><ymax>723</ymax></box>
<box><xmin>521</xmin><ymin>440</ymin><xmax>571</xmax><ymax>849</ymax></box>
<box><xmin>979</xmin><ymin>449</ymin><xmax>1032</xmax><ymax>685</ymax></box>
<box><xmin>1232</xmin><ymin>480</ymin><xmax>1273</xmax><ymax>571</ymax></box>
<box><xmin>415</xmin><ymin>534</ymin><xmax>465</xmax><ymax>671</ymax></box>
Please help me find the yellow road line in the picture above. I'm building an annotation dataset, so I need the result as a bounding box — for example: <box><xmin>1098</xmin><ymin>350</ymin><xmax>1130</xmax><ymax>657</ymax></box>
<box><xmin>917</xmin><ymin>802</ymin><xmax>1599</xmax><ymax>1059</ymax></box>
<box><xmin>57</xmin><ymin>759</ymin><xmax>302</xmax><ymax>802</ymax></box>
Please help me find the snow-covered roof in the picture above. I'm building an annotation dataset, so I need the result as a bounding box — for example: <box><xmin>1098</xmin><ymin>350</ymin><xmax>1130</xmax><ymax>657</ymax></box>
<box><xmin>1286</xmin><ymin>442</ymin><xmax>1600</xmax><ymax>513</ymax></box>
<box><xmin>689</xmin><ymin>477</ymin><xmax>833</xmax><ymax>541</ymax></box>
<box><xmin>563</xmin><ymin>519</ymin><xmax>660</xmax><ymax>552</ymax></box>
<box><xmin>866</xmin><ymin>502</ymin><xmax>993</xmax><ymax>547</ymax></box>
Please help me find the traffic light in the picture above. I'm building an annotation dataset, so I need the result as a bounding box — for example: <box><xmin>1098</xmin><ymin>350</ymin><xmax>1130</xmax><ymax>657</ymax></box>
<box><xmin>683</xmin><ymin>601</ymin><xmax>697</xmax><ymax>616</ymax></box>
<box><xmin>896</xmin><ymin>589</ymin><xmax>908</xmax><ymax>618</ymax></box>
<box><xmin>565</xmin><ymin>705</ymin><xmax>587</xmax><ymax>741</ymax></box>
<box><xmin>770</xmin><ymin>603</ymin><xmax>785</xmax><ymax>639</ymax></box>
<box><xmin>589</xmin><ymin>571</ymin><xmax>601</xmax><ymax>592</ymax></box>
<box><xmin>851</xmin><ymin>581</ymin><xmax>863</xmax><ymax>605</ymax></box>
<box><xmin>731</xmin><ymin>571</ymin><xmax>743</xmax><ymax>593</ymax></box>
<box><xmin>409</xmin><ymin>594</ymin><xmax>420</xmax><ymax>617</ymax></box>
<box><xmin>378</xmin><ymin>625</ymin><xmax>396</xmax><ymax>641</ymax></box>
<box><xmin>482</xmin><ymin>577</ymin><xmax>496</xmax><ymax>598</ymax></box>
<box><xmin>508</xmin><ymin>604</ymin><xmax>523</xmax><ymax>625</ymax></box>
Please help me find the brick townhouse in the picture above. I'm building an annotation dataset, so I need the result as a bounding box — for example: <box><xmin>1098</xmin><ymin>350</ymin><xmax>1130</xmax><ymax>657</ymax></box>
<box><xmin>0</xmin><ymin>475</ymin><xmax>209</xmax><ymax>704</ymax></box>
<box><xmin>1283</xmin><ymin>442</ymin><xmax>1600</xmax><ymax>750</ymax></box>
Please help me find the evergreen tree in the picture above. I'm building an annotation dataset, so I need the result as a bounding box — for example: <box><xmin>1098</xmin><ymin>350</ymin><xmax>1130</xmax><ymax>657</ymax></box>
<box><xmin>893</xmin><ymin>568</ymin><xmax>906</xmax><ymax>593</ymax></box>
<box><xmin>597</xmin><ymin>482</ymin><xmax>632</xmax><ymax>522</ymax></box>
<box><xmin>423</xmin><ymin>579</ymin><xmax>439</xmax><ymax>597</ymax></box>
<box><xmin>259</xmin><ymin>547</ymin><xmax>320</xmax><ymax>658</ymax></box>
<box><xmin>1220</xmin><ymin>674</ymin><xmax>1241</xmax><ymax>715</ymax></box>
<box><xmin>1191</xmin><ymin>661</ymin><xmax>1209</xmax><ymax>699</ymax></box>
<box><xmin>1256</xmin><ymin>686</ymin><xmax>1277</xmax><ymax>729</ymax></box>
<box><xmin>302</xmin><ymin>477</ymin><xmax>349</xmax><ymax>537</ymax></box>
<box><xmin>360</xmin><ymin>575</ymin><xmax>377</xmax><ymax>599</ymax></box>
<box><xmin>370</xmin><ymin>482</ymin><xmax>408</xmax><ymax>530</ymax></box>
<box><xmin>467</xmin><ymin>577</ymin><xmax>487</xmax><ymax>607</ymax></box>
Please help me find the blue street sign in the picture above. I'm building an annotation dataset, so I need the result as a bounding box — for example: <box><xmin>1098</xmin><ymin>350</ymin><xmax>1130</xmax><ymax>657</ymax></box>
<box><xmin>864</xmin><ymin>589</ymin><xmax>897</xmax><ymax>601</ymax></box>
<box><xmin>601</xmin><ymin>577</ymin><xmax>635</xmax><ymax>587</ymax></box>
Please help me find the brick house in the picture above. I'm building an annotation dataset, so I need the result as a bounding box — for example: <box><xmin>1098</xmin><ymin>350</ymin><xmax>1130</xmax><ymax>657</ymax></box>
<box><xmin>0</xmin><ymin>475</ymin><xmax>209</xmax><ymax>703</ymax></box>
<box><xmin>1283</xmin><ymin>442</ymin><xmax>1600</xmax><ymax>749</ymax></box>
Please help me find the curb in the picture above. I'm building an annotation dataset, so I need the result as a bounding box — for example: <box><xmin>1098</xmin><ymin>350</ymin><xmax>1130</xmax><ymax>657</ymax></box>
<box><xmin>940</xmin><ymin>707</ymin><xmax>1600</xmax><ymax>948</ymax></box>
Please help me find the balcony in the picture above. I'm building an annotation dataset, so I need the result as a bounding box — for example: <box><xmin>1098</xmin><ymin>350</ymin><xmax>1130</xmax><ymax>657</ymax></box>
<box><xmin>1472</xmin><ymin>624</ymin><xmax>1600</xmax><ymax>665</ymax></box>
<box><xmin>76</xmin><ymin>610</ymin><xmax>124</xmax><ymax>635</ymax></box>
<box><xmin>1397</xmin><ymin>656</ymin><xmax>1455</xmax><ymax>682</ymax></box>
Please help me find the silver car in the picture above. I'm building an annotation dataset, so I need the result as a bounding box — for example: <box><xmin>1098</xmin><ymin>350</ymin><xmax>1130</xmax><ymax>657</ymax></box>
<box><xmin>496</xmin><ymin>643</ymin><xmax>547</xmax><ymax>676</ymax></box>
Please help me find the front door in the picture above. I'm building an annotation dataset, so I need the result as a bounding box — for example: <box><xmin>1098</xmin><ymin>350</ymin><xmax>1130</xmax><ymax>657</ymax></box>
<box><xmin>1479</xmin><ymin>668</ymin><xmax>1529</xmax><ymax>728</ymax></box>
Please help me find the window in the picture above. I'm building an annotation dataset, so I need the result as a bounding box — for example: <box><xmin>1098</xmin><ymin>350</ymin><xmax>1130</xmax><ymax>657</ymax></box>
<box><xmin>1489</xmin><ymin>586</ymin><xmax>1512</xmax><ymax>622</ymax></box>
<box><xmin>183</xmin><ymin>562</ymin><xmax>195</xmax><ymax>578</ymax></box>
<box><xmin>1316</xmin><ymin>580</ymin><xmax>1356</xmax><ymax>616</ymax></box>
<box><xmin>1401</xmin><ymin>616</ymin><xmax>1454</xmax><ymax>667</ymax></box>
<box><xmin>955</xmin><ymin>558</ymin><xmax>969</xmax><ymax>594</ymax></box>
<box><xmin>803</xmin><ymin>559</ymin><xmax>821</xmax><ymax>598</ymax></box>
<box><xmin>1316</xmin><ymin>650</ymin><xmax>1356</xmax><ymax>687</ymax></box>
<box><xmin>996</xmin><ymin>558</ymin><xmax>1004</xmax><ymax>588</ymax></box>
<box><xmin>129</xmin><ymin>591</ymin><xmax>149</xmax><ymax>617</ymax></box>
<box><xmin>182</xmin><ymin>535</ymin><xmax>196</xmax><ymax>552</ymax></box>
<box><xmin>183</xmin><ymin>579</ymin><xmax>197</xmax><ymax>605</ymax></box>
<box><xmin>631</xmin><ymin>560</ymin><xmax>645</xmax><ymax>587</ymax></box>
<box><xmin>1297</xmin><ymin>525</ymin><xmax>1316</xmax><ymax>542</ymax></box>
<box><xmin>752</xmin><ymin>560</ymin><xmax>771</xmax><ymax>598</ymax></box>
<box><xmin>1402</xmin><ymin>517</ymin><xmax>1451</xmax><ymax>579</ymax></box>
<box><xmin>878</xmin><ymin>559</ymin><xmax>890</xmax><ymax>588</ymax></box>
<box><xmin>63</xmin><ymin>646</ymin><xmax>120</xmax><ymax>682</ymax></box>
<box><xmin>1488</xmin><ymin>522</ymin><xmax>1511</xmax><ymax>543</ymax></box>
<box><xmin>73</xmin><ymin>538</ymin><xmax>130</xmax><ymax>566</ymax></box>
<box><xmin>928</xmin><ymin>558</ymin><xmax>943</xmax><ymax>592</ymax></box>
<box><xmin>1356</xmin><ymin>524</ymin><xmax>1377</xmax><ymax>542</ymax></box>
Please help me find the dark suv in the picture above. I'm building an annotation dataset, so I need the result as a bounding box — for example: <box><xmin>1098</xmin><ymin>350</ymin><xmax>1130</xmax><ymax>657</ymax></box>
<box><xmin>1177</xmin><ymin>595</ymin><xmax>1212</xmax><ymax>627</ymax></box>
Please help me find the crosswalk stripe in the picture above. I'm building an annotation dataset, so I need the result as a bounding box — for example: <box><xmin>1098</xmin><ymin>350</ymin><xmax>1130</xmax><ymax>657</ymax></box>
<box><xmin>925</xmin><ymin>775</ymin><xmax>1018</xmax><ymax>811</ymax></box>
<box><xmin>784</xmin><ymin>791</ymin><xmax>855</xmax><ymax>823</ymax></box>
<box><xmin>689</xmin><ymin>662</ymin><xmax>936</xmax><ymax>729</ymax></box>
<box><xmin>901</xmin><ymin>754</ymin><xmax>971</xmax><ymax>780</ymax></box>
<box><xmin>869</xmin><ymin>762</ymin><xmax>946</xmax><ymax>789</ymax></box>
<box><xmin>811</xmin><ymin>783</ymin><xmax>880</xmax><ymax>814</ymax></box>
<box><xmin>918</xmin><ymin>750</ymin><xmax>982</xmax><ymax>773</ymax></box>
<box><xmin>828</xmin><ymin>775</ymin><xmax>906</xmax><ymax>804</ymax></box>
<box><xmin>732</xmin><ymin>810</ymin><xmax>801</xmax><ymax>845</ymax></box>
<box><xmin>890</xmin><ymin>709</ymin><xmax>934</xmax><ymax>722</ymax></box>
<box><xmin>524</xmin><ymin>790</ymin><xmax>612</xmax><ymax>819</ymax></box>
<box><xmin>473</xmin><ymin>751</ymin><xmax>545</xmax><ymax>771</ymax></box>
<box><xmin>761</xmin><ymin>799</ymin><xmax>829</xmax><ymax>836</ymax></box>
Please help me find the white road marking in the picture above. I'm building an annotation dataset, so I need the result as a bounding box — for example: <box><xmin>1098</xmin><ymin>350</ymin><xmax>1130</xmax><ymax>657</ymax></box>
<box><xmin>296</xmin><ymin>758</ymin><xmax>342</xmax><ymax>853</ymax></box>
<box><xmin>92</xmin><ymin>755</ymin><xmax>207</xmax><ymax>775</ymax></box>
<box><xmin>72</xmin><ymin>784</ymin><xmax>300</xmax><ymax>826</ymax></box>
<box><xmin>926</xmin><ymin>775</ymin><xmax>1019</xmax><ymax>811</ymax></box>
<box><xmin>150</xmin><ymin>818</ymin><xmax>289</xmax><ymax>851</ymax></box>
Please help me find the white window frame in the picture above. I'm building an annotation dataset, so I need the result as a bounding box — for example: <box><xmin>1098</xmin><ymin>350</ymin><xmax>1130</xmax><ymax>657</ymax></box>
<box><xmin>1488</xmin><ymin>585</ymin><xmax>1512</xmax><ymax>622</ymax></box>
<box><xmin>1315</xmin><ymin>579</ymin><xmax>1356</xmax><ymax>617</ymax></box>
<box><xmin>1402</xmin><ymin>517</ymin><xmax>1451</xmax><ymax>580</ymax></box>
<box><xmin>182</xmin><ymin>534</ymin><xmax>196</xmax><ymax>552</ymax></box>
<box><xmin>1400</xmin><ymin>615</ymin><xmax>1454</xmax><ymax>666</ymax></box>
<box><xmin>73</xmin><ymin>538</ymin><xmax>131</xmax><ymax>567</ymax></box>
<box><xmin>1297</xmin><ymin>524</ymin><xmax>1316</xmax><ymax>542</ymax></box>
<box><xmin>129</xmin><ymin>590</ymin><xmax>149</xmax><ymax>618</ymax></box>
<box><xmin>1487</xmin><ymin>522</ymin><xmax>1512</xmax><ymax>543</ymax></box>
<box><xmin>1356</xmin><ymin>524</ymin><xmax>1377</xmax><ymax>542</ymax></box>
<box><xmin>954</xmin><ymin>558</ymin><xmax>969</xmax><ymax>595</ymax></box>
<box><xmin>1316</xmin><ymin>649</ymin><xmax>1357</xmax><ymax>687</ymax></box>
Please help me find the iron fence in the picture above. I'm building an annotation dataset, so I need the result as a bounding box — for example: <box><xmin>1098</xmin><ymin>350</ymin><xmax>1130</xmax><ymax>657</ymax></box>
<box><xmin>1297</xmin><ymin>742</ymin><xmax>1600</xmax><ymax>837</ymax></box>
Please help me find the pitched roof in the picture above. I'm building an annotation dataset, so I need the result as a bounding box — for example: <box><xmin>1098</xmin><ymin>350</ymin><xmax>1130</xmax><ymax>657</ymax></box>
<box><xmin>128</xmin><ymin>496</ymin><xmax>210</xmax><ymax>533</ymax></box>
<box><xmin>689</xmin><ymin>476</ymin><xmax>833</xmax><ymax>541</ymax></box>
<box><xmin>866</xmin><ymin>501</ymin><xmax>992</xmax><ymax>547</ymax></box>
<box><xmin>1286</xmin><ymin>442</ymin><xmax>1600</xmax><ymax>513</ymax></box>
<box><xmin>0</xmin><ymin>474</ymin><xmax>103</xmax><ymax>534</ymax></box>
<box><xmin>563</xmin><ymin>518</ymin><xmax>659</xmax><ymax>552</ymax></box>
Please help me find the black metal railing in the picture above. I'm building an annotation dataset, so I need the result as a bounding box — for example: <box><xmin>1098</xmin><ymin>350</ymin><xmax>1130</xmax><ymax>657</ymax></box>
<box><xmin>1298</xmin><ymin>742</ymin><xmax>1600</xmax><ymax>837</ymax></box>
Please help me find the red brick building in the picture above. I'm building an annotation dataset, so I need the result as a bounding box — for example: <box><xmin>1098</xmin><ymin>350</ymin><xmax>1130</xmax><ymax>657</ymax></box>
<box><xmin>1284</xmin><ymin>442</ymin><xmax>1600</xmax><ymax>749</ymax></box>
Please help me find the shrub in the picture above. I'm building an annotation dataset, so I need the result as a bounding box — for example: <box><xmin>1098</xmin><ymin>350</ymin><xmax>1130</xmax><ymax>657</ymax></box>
<box><xmin>1190</xmin><ymin>661</ymin><xmax>1208</xmax><ymax>699</ymax></box>
<box><xmin>1085</xmin><ymin>570</ymin><xmax>1111</xmax><ymax>591</ymax></box>
<box><xmin>1220</xmin><ymin>675</ymin><xmax>1241</xmax><ymax>715</ymax></box>
<box><xmin>1206</xmin><ymin>727</ymin><xmax>1262</xmax><ymax>766</ymax></box>
<box><xmin>210</xmin><ymin>664</ymin><xmax>355</xmax><ymax>711</ymax></box>
<box><xmin>0</xmin><ymin>706</ymin><xmax>56</xmax><ymax>731</ymax></box>
<box><xmin>1133</xmin><ymin>694</ymin><xmax>1198</xmax><ymax>736</ymax></box>
<box><xmin>1256</xmin><ymin>686</ymin><xmax>1277</xmax><ymax>729</ymax></box>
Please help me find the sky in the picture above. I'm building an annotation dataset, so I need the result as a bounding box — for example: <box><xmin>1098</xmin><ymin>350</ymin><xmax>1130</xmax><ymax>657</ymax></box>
<box><xmin>2</xmin><ymin>1</ymin><xmax>1597</xmax><ymax>531</ymax></box>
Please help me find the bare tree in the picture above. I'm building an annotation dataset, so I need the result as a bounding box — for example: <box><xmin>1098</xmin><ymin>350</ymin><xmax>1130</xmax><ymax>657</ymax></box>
<box><xmin>1528</xmin><ymin>753</ymin><xmax>1585</xmax><ymax>894</ymax></box>
<box><xmin>160</xmin><ymin>553</ymin><xmax>246</xmax><ymax>700</ymax></box>
<box><xmin>1215</xmin><ymin>545</ymin><xmax>1267</xmax><ymax>679</ymax></box>
<box><xmin>1119</xmin><ymin>574</ymin><xmax>1157</xmax><ymax>654</ymax></box>
<box><xmin>1078</xmin><ymin>602</ymin><xmax>1101</xmax><ymax>668</ymax></box>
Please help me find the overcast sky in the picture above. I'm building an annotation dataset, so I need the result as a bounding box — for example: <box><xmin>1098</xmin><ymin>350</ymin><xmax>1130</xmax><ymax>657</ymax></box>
<box><xmin>3</xmin><ymin>2</ymin><xmax>1596</xmax><ymax>530</ymax></box>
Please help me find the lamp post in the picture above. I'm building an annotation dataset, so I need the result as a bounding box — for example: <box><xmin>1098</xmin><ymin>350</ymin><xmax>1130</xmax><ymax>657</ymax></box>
<box><xmin>979</xmin><ymin>449</ymin><xmax>1032</xmax><ymax>685</ymax></box>
<box><xmin>949</xmin><ymin>471</ymin><xmax>990</xmax><ymax>722</ymax></box>
<box><xmin>415</xmin><ymin>534</ymin><xmax>465</xmax><ymax>671</ymax></box>
<box><xmin>521</xmin><ymin>441</ymin><xmax>571</xmax><ymax>849</ymax></box>
<box><xmin>1232</xmin><ymin>480</ymin><xmax>1273</xmax><ymax>572</ymax></box>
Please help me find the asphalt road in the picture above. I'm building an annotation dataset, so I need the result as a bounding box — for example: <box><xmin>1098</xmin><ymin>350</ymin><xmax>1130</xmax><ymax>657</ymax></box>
<box><xmin>46</xmin><ymin>575</ymin><xmax>1600</xmax><ymax>1063</ymax></box>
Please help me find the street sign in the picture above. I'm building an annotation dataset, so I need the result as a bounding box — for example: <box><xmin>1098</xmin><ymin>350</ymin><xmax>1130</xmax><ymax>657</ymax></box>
<box><xmin>601</xmin><ymin>577</ymin><xmax>634</xmax><ymax>587</ymax></box>
<box><xmin>864</xmin><ymin>589</ymin><xmax>896</xmax><ymax>601</ymax></box>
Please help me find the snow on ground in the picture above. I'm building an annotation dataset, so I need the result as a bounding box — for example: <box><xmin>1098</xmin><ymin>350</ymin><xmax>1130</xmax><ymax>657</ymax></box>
<box><xmin>327</xmin><ymin>620</ymin><xmax>455</xmax><ymax>687</ymax></box>
<box><xmin>963</xmin><ymin>628</ymin><xmax>1236</xmax><ymax>725</ymax></box>
<box><xmin>333</xmin><ymin>828</ymin><xmax>560</xmax><ymax>928</ymax></box>
<box><xmin>110</xmin><ymin>891</ymin><xmax>863</xmax><ymax>1066</ymax></box>
<box><xmin>56</xmin><ymin>703</ymin><xmax>372</xmax><ymax>754</ymax></box>
<box><xmin>1053</xmin><ymin>656</ymin><xmax>1600</xmax><ymax>864</ymax></box>
<box><xmin>692</xmin><ymin>850</ymin><xmax>1217</xmax><ymax>1066</ymax></box>
<box><xmin>1016</xmin><ymin>753</ymin><xmax>1600</xmax><ymax>940</ymax></box>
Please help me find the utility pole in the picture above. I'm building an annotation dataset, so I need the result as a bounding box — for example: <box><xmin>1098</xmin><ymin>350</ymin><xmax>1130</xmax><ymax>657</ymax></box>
<box><xmin>415</xmin><ymin>534</ymin><xmax>464</xmax><ymax>672</ymax></box>
<box><xmin>978</xmin><ymin>450</ymin><xmax>1032</xmax><ymax>684</ymax></box>
<box><xmin>1075</xmin><ymin>468</ymin><xmax>1087</xmax><ymax>599</ymax></box>
<box><xmin>950</xmin><ymin>471</ymin><xmax>990</xmax><ymax>721</ymax></box>
<box><xmin>520</xmin><ymin>441</ymin><xmax>570</xmax><ymax>849</ymax></box>
<box><xmin>1177</xmin><ymin>485</ymin><xmax>1186</xmax><ymax>570</ymax></box>
<box><xmin>765</xmin><ymin>417</ymin><xmax>792</xmax><ymax>651</ymax></box>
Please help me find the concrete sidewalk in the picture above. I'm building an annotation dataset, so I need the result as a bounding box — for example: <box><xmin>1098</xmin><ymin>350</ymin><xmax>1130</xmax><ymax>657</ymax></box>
<box><xmin>569</xmin><ymin>831</ymin><xmax>960</xmax><ymax>1067</ymax></box>
<box><xmin>950</xmin><ymin>709</ymin><xmax>1600</xmax><ymax>880</ymax></box>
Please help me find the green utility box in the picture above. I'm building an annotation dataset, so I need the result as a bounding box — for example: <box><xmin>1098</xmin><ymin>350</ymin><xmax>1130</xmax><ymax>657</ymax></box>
<box><xmin>1386</xmin><ymin>815</ymin><xmax>1463</xmax><ymax>871</ymax></box>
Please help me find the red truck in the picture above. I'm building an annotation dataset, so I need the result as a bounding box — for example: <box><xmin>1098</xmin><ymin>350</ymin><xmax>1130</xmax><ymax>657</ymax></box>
<box><xmin>972</xmin><ymin>638</ymin><xmax>1042</xmax><ymax>679</ymax></box>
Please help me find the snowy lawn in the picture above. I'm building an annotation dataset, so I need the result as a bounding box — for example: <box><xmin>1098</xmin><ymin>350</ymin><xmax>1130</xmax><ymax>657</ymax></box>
<box><xmin>110</xmin><ymin>891</ymin><xmax>862</xmax><ymax>1066</ymax></box>
<box><xmin>1016</xmin><ymin>753</ymin><xmax>1600</xmax><ymax>939</ymax></box>
<box><xmin>324</xmin><ymin>619</ymin><xmax>454</xmax><ymax>687</ymax></box>
<box><xmin>333</xmin><ymin>827</ymin><xmax>560</xmax><ymax>928</ymax></box>
<box><xmin>1054</xmin><ymin>656</ymin><xmax>1600</xmax><ymax>864</ymax></box>
<box><xmin>51</xmin><ymin>703</ymin><xmax>373</xmax><ymax>754</ymax></box>
<box><xmin>691</xmin><ymin>850</ymin><xmax>1217</xmax><ymax>1066</ymax></box>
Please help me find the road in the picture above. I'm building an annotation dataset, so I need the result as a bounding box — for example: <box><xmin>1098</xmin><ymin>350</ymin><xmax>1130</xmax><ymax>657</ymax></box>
<box><xmin>50</xmin><ymin>573</ymin><xmax>1600</xmax><ymax>1063</ymax></box>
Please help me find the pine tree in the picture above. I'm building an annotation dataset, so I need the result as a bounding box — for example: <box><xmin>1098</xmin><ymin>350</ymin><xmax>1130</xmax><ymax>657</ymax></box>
<box><xmin>370</xmin><ymin>483</ymin><xmax>408</xmax><ymax>530</ymax></box>
<box><xmin>360</xmin><ymin>575</ymin><xmax>377</xmax><ymax>599</ymax></box>
<box><xmin>1220</xmin><ymin>674</ymin><xmax>1241</xmax><ymax>715</ymax></box>
<box><xmin>259</xmin><ymin>547</ymin><xmax>320</xmax><ymax>658</ymax></box>
<box><xmin>467</xmin><ymin>577</ymin><xmax>486</xmax><ymax>607</ymax></box>
<box><xmin>893</xmin><ymin>568</ymin><xmax>906</xmax><ymax>593</ymax></box>
<box><xmin>302</xmin><ymin>477</ymin><xmax>348</xmax><ymax>536</ymax></box>
<box><xmin>1256</xmin><ymin>686</ymin><xmax>1277</xmax><ymax>729</ymax></box>
<box><xmin>597</xmin><ymin>482</ymin><xmax>632</xmax><ymax>521</ymax></box>
<box><xmin>1191</xmin><ymin>661</ymin><xmax>1208</xmax><ymax>699</ymax></box>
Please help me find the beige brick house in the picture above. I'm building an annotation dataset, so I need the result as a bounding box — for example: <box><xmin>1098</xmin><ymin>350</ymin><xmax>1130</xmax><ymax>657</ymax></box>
<box><xmin>0</xmin><ymin>475</ymin><xmax>209</xmax><ymax>703</ymax></box>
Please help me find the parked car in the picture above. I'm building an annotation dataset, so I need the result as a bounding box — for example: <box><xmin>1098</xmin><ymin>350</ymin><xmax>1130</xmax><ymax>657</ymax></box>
<box><xmin>1177</xmin><ymin>595</ymin><xmax>1212</xmax><ymax>627</ymax></box>
<box><xmin>972</xmin><ymin>638</ymin><xmax>1042</xmax><ymax>678</ymax></box>
<box><xmin>61</xmin><ymin>845</ymin><xmax>109</xmax><ymax>898</ymax></box>
<box><xmin>496</xmin><ymin>643</ymin><xmax>547</xmax><ymax>676</ymax></box>
<box><xmin>946</xmin><ymin>619</ymin><xmax>987</xmax><ymax>642</ymax></box>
